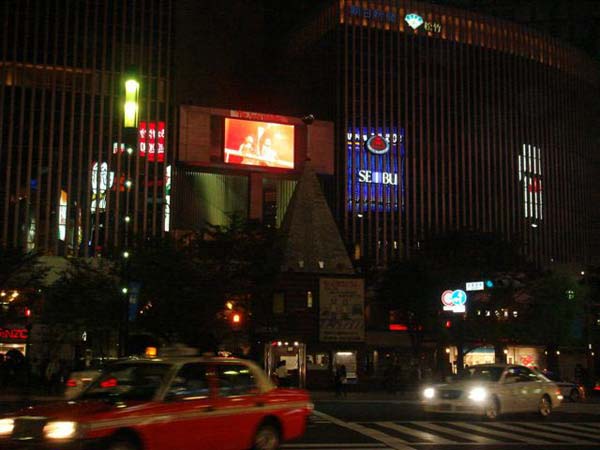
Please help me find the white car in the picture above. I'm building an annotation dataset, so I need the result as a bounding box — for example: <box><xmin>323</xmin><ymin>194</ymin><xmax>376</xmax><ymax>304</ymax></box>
<box><xmin>422</xmin><ymin>364</ymin><xmax>563</xmax><ymax>419</ymax></box>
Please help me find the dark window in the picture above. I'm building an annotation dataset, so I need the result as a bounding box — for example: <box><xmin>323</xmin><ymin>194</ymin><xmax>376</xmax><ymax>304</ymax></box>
<box><xmin>167</xmin><ymin>363</ymin><xmax>211</xmax><ymax>399</ymax></box>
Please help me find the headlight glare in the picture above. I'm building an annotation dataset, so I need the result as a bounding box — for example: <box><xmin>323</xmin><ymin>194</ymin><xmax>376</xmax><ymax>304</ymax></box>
<box><xmin>43</xmin><ymin>421</ymin><xmax>78</xmax><ymax>439</ymax></box>
<box><xmin>0</xmin><ymin>418</ymin><xmax>14</xmax><ymax>436</ymax></box>
<box><xmin>423</xmin><ymin>387</ymin><xmax>435</xmax><ymax>399</ymax></box>
<box><xmin>468</xmin><ymin>387</ymin><xmax>488</xmax><ymax>402</ymax></box>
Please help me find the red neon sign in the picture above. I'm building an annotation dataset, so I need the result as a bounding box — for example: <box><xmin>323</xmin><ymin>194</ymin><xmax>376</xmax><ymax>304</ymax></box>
<box><xmin>389</xmin><ymin>324</ymin><xmax>408</xmax><ymax>331</ymax></box>
<box><xmin>0</xmin><ymin>328</ymin><xmax>29</xmax><ymax>340</ymax></box>
<box><xmin>138</xmin><ymin>122</ymin><xmax>165</xmax><ymax>162</ymax></box>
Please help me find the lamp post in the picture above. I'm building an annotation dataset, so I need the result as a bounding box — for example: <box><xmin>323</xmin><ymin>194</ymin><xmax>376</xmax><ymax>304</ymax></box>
<box><xmin>119</xmin><ymin>69</ymin><xmax>139</xmax><ymax>357</ymax></box>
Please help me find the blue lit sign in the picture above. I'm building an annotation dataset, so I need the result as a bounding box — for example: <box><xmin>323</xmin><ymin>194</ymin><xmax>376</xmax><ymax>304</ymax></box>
<box><xmin>405</xmin><ymin>13</ymin><xmax>424</xmax><ymax>30</ymax></box>
<box><xmin>346</xmin><ymin>127</ymin><xmax>405</xmax><ymax>213</ymax></box>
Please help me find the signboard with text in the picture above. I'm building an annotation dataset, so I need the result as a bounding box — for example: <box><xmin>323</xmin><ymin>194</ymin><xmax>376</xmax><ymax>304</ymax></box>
<box><xmin>319</xmin><ymin>278</ymin><xmax>365</xmax><ymax>342</ymax></box>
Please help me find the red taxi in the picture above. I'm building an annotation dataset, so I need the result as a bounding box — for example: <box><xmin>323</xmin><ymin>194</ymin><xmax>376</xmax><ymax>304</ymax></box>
<box><xmin>0</xmin><ymin>357</ymin><xmax>312</xmax><ymax>450</ymax></box>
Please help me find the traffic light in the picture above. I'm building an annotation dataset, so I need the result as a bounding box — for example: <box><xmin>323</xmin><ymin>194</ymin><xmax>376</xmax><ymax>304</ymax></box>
<box><xmin>25</xmin><ymin>307</ymin><xmax>31</xmax><ymax>318</ymax></box>
<box><xmin>485</xmin><ymin>280</ymin><xmax>494</xmax><ymax>288</ymax></box>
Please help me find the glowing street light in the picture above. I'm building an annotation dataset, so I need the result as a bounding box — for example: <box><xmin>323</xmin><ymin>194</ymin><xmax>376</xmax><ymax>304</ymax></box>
<box><xmin>123</xmin><ymin>77</ymin><xmax>140</xmax><ymax>128</ymax></box>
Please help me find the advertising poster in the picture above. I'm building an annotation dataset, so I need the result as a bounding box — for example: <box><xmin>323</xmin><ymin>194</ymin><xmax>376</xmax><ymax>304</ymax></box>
<box><xmin>319</xmin><ymin>278</ymin><xmax>365</xmax><ymax>342</ymax></box>
<box><xmin>224</xmin><ymin>118</ymin><xmax>294</xmax><ymax>169</ymax></box>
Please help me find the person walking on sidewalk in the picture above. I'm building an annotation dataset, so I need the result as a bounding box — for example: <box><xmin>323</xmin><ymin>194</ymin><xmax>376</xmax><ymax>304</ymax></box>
<box><xmin>334</xmin><ymin>364</ymin><xmax>347</xmax><ymax>398</ymax></box>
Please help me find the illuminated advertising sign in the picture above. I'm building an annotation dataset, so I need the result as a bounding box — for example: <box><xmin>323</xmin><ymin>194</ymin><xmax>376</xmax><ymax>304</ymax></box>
<box><xmin>347</xmin><ymin>128</ymin><xmax>405</xmax><ymax>213</ymax></box>
<box><xmin>518</xmin><ymin>144</ymin><xmax>543</xmax><ymax>224</ymax></box>
<box><xmin>138</xmin><ymin>121</ymin><xmax>165</xmax><ymax>162</ymax></box>
<box><xmin>405</xmin><ymin>13</ymin><xmax>424</xmax><ymax>30</ymax></box>
<box><xmin>0</xmin><ymin>327</ymin><xmax>28</xmax><ymax>340</ymax></box>
<box><xmin>164</xmin><ymin>165</ymin><xmax>171</xmax><ymax>232</ymax></box>
<box><xmin>441</xmin><ymin>289</ymin><xmax>467</xmax><ymax>313</ymax></box>
<box><xmin>366</xmin><ymin>135</ymin><xmax>390</xmax><ymax>155</ymax></box>
<box><xmin>91</xmin><ymin>162</ymin><xmax>115</xmax><ymax>212</ymax></box>
<box><xmin>347</xmin><ymin>5</ymin><xmax>397</xmax><ymax>24</ymax></box>
<box><xmin>224</xmin><ymin>118</ymin><xmax>294</xmax><ymax>169</ymax></box>
<box><xmin>58</xmin><ymin>190</ymin><xmax>67</xmax><ymax>240</ymax></box>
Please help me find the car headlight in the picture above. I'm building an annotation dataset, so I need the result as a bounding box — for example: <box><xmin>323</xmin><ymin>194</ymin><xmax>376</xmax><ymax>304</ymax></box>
<box><xmin>423</xmin><ymin>387</ymin><xmax>435</xmax><ymax>399</ymax></box>
<box><xmin>0</xmin><ymin>418</ymin><xmax>15</xmax><ymax>436</ymax></box>
<box><xmin>43</xmin><ymin>421</ymin><xmax>78</xmax><ymax>440</ymax></box>
<box><xmin>468</xmin><ymin>387</ymin><xmax>488</xmax><ymax>402</ymax></box>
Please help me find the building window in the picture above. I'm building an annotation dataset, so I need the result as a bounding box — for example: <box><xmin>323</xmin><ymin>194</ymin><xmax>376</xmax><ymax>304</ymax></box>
<box><xmin>307</xmin><ymin>291</ymin><xmax>313</xmax><ymax>308</ymax></box>
<box><xmin>273</xmin><ymin>292</ymin><xmax>285</xmax><ymax>315</ymax></box>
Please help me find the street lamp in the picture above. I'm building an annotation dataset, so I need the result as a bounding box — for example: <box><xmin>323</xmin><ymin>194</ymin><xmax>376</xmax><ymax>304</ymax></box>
<box><xmin>123</xmin><ymin>77</ymin><xmax>140</xmax><ymax>128</ymax></box>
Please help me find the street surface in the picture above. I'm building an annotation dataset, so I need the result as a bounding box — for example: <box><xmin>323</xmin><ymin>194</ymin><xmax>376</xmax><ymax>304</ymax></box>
<box><xmin>284</xmin><ymin>396</ymin><xmax>600</xmax><ymax>450</ymax></box>
<box><xmin>2</xmin><ymin>394</ymin><xmax>599</xmax><ymax>449</ymax></box>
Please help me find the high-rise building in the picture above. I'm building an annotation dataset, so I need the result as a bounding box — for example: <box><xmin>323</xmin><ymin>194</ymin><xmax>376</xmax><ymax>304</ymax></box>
<box><xmin>0</xmin><ymin>0</ymin><xmax>174</xmax><ymax>257</ymax></box>
<box><xmin>282</xmin><ymin>0</ymin><xmax>599</xmax><ymax>267</ymax></box>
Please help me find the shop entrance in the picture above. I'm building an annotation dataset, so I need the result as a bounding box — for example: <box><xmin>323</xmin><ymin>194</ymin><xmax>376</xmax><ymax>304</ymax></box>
<box><xmin>264</xmin><ymin>341</ymin><xmax>306</xmax><ymax>388</ymax></box>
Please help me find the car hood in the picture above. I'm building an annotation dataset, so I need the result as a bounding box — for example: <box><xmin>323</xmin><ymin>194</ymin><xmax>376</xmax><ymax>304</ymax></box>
<box><xmin>5</xmin><ymin>399</ymin><xmax>148</xmax><ymax>421</ymax></box>
<box><xmin>434</xmin><ymin>380</ymin><xmax>497</xmax><ymax>390</ymax></box>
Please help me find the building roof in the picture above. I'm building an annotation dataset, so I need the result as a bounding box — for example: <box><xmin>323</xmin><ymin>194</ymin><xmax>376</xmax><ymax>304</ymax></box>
<box><xmin>279</xmin><ymin>160</ymin><xmax>355</xmax><ymax>275</ymax></box>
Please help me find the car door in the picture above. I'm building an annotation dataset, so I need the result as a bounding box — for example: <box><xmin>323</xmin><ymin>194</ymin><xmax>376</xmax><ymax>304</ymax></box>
<box><xmin>212</xmin><ymin>363</ymin><xmax>266</xmax><ymax>450</ymax></box>
<box><xmin>149</xmin><ymin>362</ymin><xmax>219</xmax><ymax>450</ymax></box>
<box><xmin>512</xmin><ymin>366</ymin><xmax>540</xmax><ymax>411</ymax></box>
<box><xmin>501</xmin><ymin>366</ymin><xmax>527</xmax><ymax>412</ymax></box>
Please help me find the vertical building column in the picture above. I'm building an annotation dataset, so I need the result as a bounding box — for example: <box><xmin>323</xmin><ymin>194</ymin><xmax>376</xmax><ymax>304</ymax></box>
<box><xmin>248</xmin><ymin>172</ymin><xmax>263</xmax><ymax>222</ymax></box>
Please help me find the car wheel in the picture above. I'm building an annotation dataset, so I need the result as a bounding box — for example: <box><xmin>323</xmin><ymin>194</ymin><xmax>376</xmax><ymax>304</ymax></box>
<box><xmin>538</xmin><ymin>395</ymin><xmax>552</xmax><ymax>417</ymax></box>
<box><xmin>484</xmin><ymin>397</ymin><xmax>500</xmax><ymax>420</ymax></box>
<box><xmin>569</xmin><ymin>389</ymin><xmax>580</xmax><ymax>402</ymax></box>
<box><xmin>107</xmin><ymin>439</ymin><xmax>138</xmax><ymax>450</ymax></box>
<box><xmin>253</xmin><ymin>424</ymin><xmax>280</xmax><ymax>450</ymax></box>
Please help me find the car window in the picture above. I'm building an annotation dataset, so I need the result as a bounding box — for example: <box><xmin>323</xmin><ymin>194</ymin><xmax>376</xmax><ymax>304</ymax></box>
<box><xmin>167</xmin><ymin>363</ymin><xmax>211</xmax><ymax>400</ymax></box>
<box><xmin>457</xmin><ymin>366</ymin><xmax>504</xmax><ymax>382</ymax></box>
<box><xmin>81</xmin><ymin>363</ymin><xmax>171</xmax><ymax>401</ymax></box>
<box><xmin>216</xmin><ymin>364</ymin><xmax>258</xmax><ymax>397</ymax></box>
<box><xmin>507</xmin><ymin>366</ymin><xmax>539</xmax><ymax>382</ymax></box>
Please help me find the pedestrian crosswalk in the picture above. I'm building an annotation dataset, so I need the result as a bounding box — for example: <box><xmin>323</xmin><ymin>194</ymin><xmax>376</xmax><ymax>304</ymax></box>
<box><xmin>284</xmin><ymin>412</ymin><xmax>600</xmax><ymax>449</ymax></box>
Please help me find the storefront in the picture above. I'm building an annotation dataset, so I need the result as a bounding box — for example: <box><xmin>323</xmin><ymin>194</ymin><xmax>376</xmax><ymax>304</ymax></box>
<box><xmin>445</xmin><ymin>345</ymin><xmax>544</xmax><ymax>372</ymax></box>
<box><xmin>0</xmin><ymin>325</ymin><xmax>29</xmax><ymax>358</ymax></box>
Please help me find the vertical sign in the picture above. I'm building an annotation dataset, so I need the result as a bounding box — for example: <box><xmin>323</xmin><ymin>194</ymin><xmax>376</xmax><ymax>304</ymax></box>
<box><xmin>58</xmin><ymin>190</ymin><xmax>67</xmax><ymax>240</ymax></box>
<box><xmin>148</xmin><ymin>122</ymin><xmax>156</xmax><ymax>162</ymax></box>
<box><xmin>319</xmin><ymin>278</ymin><xmax>365</xmax><ymax>342</ymax></box>
<box><xmin>139</xmin><ymin>122</ymin><xmax>147</xmax><ymax>158</ymax></box>
<box><xmin>138</xmin><ymin>122</ymin><xmax>165</xmax><ymax>162</ymax></box>
<box><xmin>157</xmin><ymin>121</ymin><xmax>165</xmax><ymax>163</ymax></box>
<box><xmin>164</xmin><ymin>165</ymin><xmax>171</xmax><ymax>232</ymax></box>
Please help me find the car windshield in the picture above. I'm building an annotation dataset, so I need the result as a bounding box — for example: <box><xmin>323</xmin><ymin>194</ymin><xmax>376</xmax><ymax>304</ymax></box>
<box><xmin>457</xmin><ymin>366</ymin><xmax>504</xmax><ymax>382</ymax></box>
<box><xmin>80</xmin><ymin>363</ymin><xmax>172</xmax><ymax>401</ymax></box>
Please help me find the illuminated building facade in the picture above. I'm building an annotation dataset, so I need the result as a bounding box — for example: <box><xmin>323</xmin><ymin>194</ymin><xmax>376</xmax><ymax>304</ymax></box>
<box><xmin>286</xmin><ymin>0</ymin><xmax>599</xmax><ymax>266</ymax></box>
<box><xmin>172</xmin><ymin>106</ymin><xmax>335</xmax><ymax>232</ymax></box>
<box><xmin>0</xmin><ymin>0</ymin><xmax>173</xmax><ymax>256</ymax></box>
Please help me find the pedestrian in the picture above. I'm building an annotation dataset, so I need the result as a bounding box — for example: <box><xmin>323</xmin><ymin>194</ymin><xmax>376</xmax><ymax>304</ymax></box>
<box><xmin>275</xmin><ymin>360</ymin><xmax>289</xmax><ymax>387</ymax></box>
<box><xmin>335</xmin><ymin>364</ymin><xmax>347</xmax><ymax>397</ymax></box>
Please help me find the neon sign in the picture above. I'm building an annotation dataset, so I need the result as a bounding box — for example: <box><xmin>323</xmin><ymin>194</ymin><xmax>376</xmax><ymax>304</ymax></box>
<box><xmin>139</xmin><ymin>122</ymin><xmax>166</xmax><ymax>162</ymax></box>
<box><xmin>347</xmin><ymin>127</ymin><xmax>405</xmax><ymax>213</ymax></box>
<box><xmin>0</xmin><ymin>327</ymin><xmax>28</xmax><ymax>339</ymax></box>
<box><xmin>405</xmin><ymin>13</ymin><xmax>423</xmax><ymax>30</ymax></box>
<box><xmin>347</xmin><ymin>5</ymin><xmax>397</xmax><ymax>24</ymax></box>
<box><xmin>518</xmin><ymin>144</ymin><xmax>543</xmax><ymax>223</ymax></box>
<box><xmin>405</xmin><ymin>13</ymin><xmax>441</xmax><ymax>33</ymax></box>
<box><xmin>366</xmin><ymin>135</ymin><xmax>390</xmax><ymax>155</ymax></box>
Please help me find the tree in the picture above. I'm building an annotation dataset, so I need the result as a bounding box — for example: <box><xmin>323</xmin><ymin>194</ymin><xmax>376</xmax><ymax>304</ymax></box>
<box><xmin>527</xmin><ymin>269</ymin><xmax>587</xmax><ymax>371</ymax></box>
<box><xmin>128</xmin><ymin>215</ymin><xmax>279</xmax><ymax>353</ymax></box>
<box><xmin>42</xmin><ymin>258</ymin><xmax>122</xmax><ymax>359</ymax></box>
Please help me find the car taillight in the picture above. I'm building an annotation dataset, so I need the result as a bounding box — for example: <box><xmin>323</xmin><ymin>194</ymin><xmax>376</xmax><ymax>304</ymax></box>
<box><xmin>66</xmin><ymin>379</ymin><xmax>78</xmax><ymax>388</ymax></box>
<box><xmin>100</xmin><ymin>377</ymin><xmax>118</xmax><ymax>388</ymax></box>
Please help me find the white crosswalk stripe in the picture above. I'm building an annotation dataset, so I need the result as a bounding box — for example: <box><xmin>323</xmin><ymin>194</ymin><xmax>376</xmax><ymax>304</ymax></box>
<box><xmin>296</xmin><ymin>416</ymin><xmax>600</xmax><ymax>448</ymax></box>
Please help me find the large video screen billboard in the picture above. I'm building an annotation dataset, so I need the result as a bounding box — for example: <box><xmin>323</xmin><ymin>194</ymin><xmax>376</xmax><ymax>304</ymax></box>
<box><xmin>224</xmin><ymin>118</ymin><xmax>294</xmax><ymax>169</ymax></box>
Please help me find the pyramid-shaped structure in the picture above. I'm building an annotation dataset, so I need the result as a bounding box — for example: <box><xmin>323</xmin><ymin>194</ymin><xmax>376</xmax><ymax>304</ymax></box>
<box><xmin>279</xmin><ymin>161</ymin><xmax>355</xmax><ymax>275</ymax></box>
